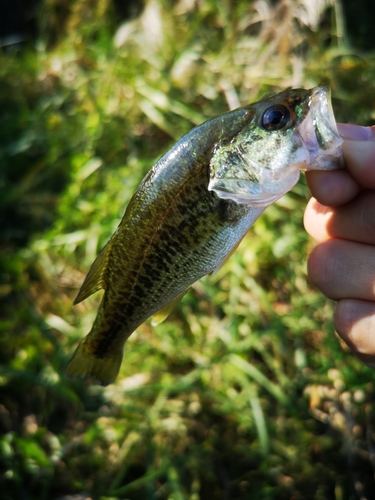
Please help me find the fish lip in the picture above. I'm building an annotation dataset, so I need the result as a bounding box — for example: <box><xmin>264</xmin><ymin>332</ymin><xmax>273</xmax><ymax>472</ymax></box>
<box><xmin>208</xmin><ymin>164</ymin><xmax>301</xmax><ymax>207</ymax></box>
<box><xmin>295</xmin><ymin>85</ymin><xmax>343</xmax><ymax>170</ymax></box>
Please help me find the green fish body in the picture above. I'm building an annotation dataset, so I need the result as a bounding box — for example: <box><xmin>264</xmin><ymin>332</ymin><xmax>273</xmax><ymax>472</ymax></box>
<box><xmin>67</xmin><ymin>86</ymin><xmax>343</xmax><ymax>385</ymax></box>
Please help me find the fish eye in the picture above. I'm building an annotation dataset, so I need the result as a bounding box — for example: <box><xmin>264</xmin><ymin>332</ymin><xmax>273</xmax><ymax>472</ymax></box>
<box><xmin>261</xmin><ymin>105</ymin><xmax>291</xmax><ymax>131</ymax></box>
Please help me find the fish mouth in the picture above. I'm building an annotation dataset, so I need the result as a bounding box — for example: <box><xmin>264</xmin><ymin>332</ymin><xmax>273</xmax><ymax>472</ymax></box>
<box><xmin>296</xmin><ymin>85</ymin><xmax>343</xmax><ymax>170</ymax></box>
<box><xmin>208</xmin><ymin>85</ymin><xmax>343</xmax><ymax>207</ymax></box>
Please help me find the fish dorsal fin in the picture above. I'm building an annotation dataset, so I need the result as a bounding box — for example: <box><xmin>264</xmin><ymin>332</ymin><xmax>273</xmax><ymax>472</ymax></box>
<box><xmin>210</xmin><ymin>238</ymin><xmax>243</xmax><ymax>275</ymax></box>
<box><xmin>74</xmin><ymin>242</ymin><xmax>111</xmax><ymax>305</ymax></box>
<box><xmin>151</xmin><ymin>289</ymin><xmax>188</xmax><ymax>326</ymax></box>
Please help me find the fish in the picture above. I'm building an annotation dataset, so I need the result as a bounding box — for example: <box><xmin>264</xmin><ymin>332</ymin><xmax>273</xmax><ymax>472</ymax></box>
<box><xmin>66</xmin><ymin>85</ymin><xmax>343</xmax><ymax>385</ymax></box>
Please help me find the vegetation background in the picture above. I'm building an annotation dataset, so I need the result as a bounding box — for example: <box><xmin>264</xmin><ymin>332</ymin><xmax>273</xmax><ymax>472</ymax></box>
<box><xmin>1</xmin><ymin>0</ymin><xmax>375</xmax><ymax>498</ymax></box>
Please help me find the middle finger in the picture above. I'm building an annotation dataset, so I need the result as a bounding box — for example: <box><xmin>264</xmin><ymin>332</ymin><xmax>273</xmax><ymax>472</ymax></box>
<box><xmin>304</xmin><ymin>190</ymin><xmax>375</xmax><ymax>245</ymax></box>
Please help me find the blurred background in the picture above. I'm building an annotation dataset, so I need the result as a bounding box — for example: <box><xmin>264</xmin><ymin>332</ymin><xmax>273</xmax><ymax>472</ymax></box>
<box><xmin>1</xmin><ymin>1</ymin><xmax>375</xmax><ymax>499</ymax></box>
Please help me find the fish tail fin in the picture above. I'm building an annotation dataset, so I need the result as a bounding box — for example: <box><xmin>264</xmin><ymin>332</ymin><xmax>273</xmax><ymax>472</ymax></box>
<box><xmin>66</xmin><ymin>340</ymin><xmax>123</xmax><ymax>386</ymax></box>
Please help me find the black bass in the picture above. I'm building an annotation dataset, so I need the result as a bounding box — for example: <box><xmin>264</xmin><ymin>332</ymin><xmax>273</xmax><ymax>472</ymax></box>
<box><xmin>67</xmin><ymin>86</ymin><xmax>343</xmax><ymax>385</ymax></box>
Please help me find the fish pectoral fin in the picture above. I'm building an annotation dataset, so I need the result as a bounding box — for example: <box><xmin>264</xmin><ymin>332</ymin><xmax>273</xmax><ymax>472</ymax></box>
<box><xmin>210</xmin><ymin>238</ymin><xmax>243</xmax><ymax>275</ymax></box>
<box><xmin>66</xmin><ymin>339</ymin><xmax>122</xmax><ymax>386</ymax></box>
<box><xmin>74</xmin><ymin>241</ymin><xmax>111</xmax><ymax>305</ymax></box>
<box><xmin>151</xmin><ymin>290</ymin><xmax>188</xmax><ymax>326</ymax></box>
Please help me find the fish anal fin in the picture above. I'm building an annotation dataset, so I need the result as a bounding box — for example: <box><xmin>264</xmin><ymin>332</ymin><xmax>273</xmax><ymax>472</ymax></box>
<box><xmin>66</xmin><ymin>339</ymin><xmax>122</xmax><ymax>386</ymax></box>
<box><xmin>151</xmin><ymin>289</ymin><xmax>188</xmax><ymax>326</ymax></box>
<box><xmin>74</xmin><ymin>242</ymin><xmax>111</xmax><ymax>305</ymax></box>
<box><xmin>210</xmin><ymin>238</ymin><xmax>243</xmax><ymax>275</ymax></box>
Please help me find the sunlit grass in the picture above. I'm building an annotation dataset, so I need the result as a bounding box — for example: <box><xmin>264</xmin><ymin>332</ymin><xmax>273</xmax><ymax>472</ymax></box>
<box><xmin>1</xmin><ymin>0</ymin><xmax>375</xmax><ymax>499</ymax></box>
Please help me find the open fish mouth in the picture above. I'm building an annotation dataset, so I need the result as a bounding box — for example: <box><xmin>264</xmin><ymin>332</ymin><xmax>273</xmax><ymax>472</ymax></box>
<box><xmin>296</xmin><ymin>85</ymin><xmax>343</xmax><ymax>170</ymax></box>
<box><xmin>208</xmin><ymin>85</ymin><xmax>344</xmax><ymax>207</ymax></box>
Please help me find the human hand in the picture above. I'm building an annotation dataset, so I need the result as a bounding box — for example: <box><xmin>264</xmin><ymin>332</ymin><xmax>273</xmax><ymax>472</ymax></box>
<box><xmin>304</xmin><ymin>124</ymin><xmax>375</xmax><ymax>369</ymax></box>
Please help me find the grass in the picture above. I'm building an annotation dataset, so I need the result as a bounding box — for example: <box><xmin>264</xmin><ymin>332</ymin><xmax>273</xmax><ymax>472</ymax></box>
<box><xmin>1</xmin><ymin>0</ymin><xmax>375</xmax><ymax>499</ymax></box>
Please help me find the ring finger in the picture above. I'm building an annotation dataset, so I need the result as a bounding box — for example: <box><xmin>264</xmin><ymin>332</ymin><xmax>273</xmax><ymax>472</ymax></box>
<box><xmin>307</xmin><ymin>239</ymin><xmax>375</xmax><ymax>301</ymax></box>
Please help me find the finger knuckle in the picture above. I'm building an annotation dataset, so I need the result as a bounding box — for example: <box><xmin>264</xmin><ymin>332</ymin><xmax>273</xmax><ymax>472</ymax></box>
<box><xmin>307</xmin><ymin>240</ymin><xmax>341</xmax><ymax>298</ymax></box>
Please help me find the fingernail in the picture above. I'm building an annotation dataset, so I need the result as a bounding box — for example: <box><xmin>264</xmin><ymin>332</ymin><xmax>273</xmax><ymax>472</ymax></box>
<box><xmin>337</xmin><ymin>123</ymin><xmax>375</xmax><ymax>141</ymax></box>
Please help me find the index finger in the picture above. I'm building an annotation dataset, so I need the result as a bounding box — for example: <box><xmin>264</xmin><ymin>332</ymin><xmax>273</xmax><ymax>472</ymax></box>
<box><xmin>305</xmin><ymin>169</ymin><xmax>359</xmax><ymax>207</ymax></box>
<box><xmin>305</xmin><ymin>123</ymin><xmax>375</xmax><ymax>206</ymax></box>
<box><xmin>340</xmin><ymin>124</ymin><xmax>375</xmax><ymax>188</ymax></box>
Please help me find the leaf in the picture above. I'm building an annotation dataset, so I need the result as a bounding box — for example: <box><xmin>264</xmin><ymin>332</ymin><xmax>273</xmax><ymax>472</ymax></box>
<box><xmin>229</xmin><ymin>354</ymin><xmax>290</xmax><ymax>407</ymax></box>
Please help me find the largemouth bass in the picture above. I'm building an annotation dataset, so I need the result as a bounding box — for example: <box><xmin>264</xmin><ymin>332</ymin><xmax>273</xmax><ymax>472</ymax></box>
<box><xmin>67</xmin><ymin>85</ymin><xmax>343</xmax><ymax>385</ymax></box>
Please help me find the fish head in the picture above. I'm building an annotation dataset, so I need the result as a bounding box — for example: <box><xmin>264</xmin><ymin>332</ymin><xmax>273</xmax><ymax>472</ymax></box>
<box><xmin>208</xmin><ymin>85</ymin><xmax>343</xmax><ymax>206</ymax></box>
